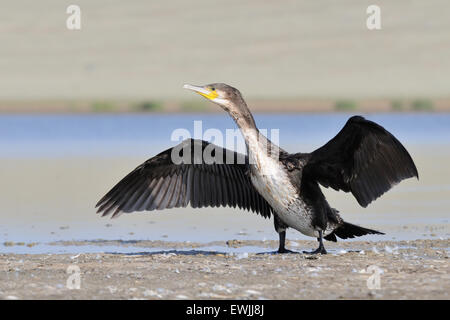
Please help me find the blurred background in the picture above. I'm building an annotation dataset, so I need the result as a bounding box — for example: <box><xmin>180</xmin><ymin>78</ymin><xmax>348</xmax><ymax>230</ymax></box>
<box><xmin>1</xmin><ymin>0</ymin><xmax>450</xmax><ymax>111</ymax></box>
<box><xmin>0</xmin><ymin>1</ymin><xmax>449</xmax><ymax>253</ymax></box>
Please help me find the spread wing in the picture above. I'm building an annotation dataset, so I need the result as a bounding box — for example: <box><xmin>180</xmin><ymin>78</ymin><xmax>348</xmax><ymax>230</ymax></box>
<box><xmin>96</xmin><ymin>139</ymin><xmax>272</xmax><ymax>218</ymax></box>
<box><xmin>302</xmin><ymin>116</ymin><xmax>418</xmax><ymax>207</ymax></box>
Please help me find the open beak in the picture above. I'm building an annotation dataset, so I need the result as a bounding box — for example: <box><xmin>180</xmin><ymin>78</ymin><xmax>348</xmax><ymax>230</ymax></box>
<box><xmin>183</xmin><ymin>84</ymin><xmax>218</xmax><ymax>100</ymax></box>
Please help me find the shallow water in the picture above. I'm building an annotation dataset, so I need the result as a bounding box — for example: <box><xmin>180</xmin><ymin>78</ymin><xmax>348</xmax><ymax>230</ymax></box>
<box><xmin>0</xmin><ymin>113</ymin><xmax>449</xmax><ymax>253</ymax></box>
<box><xmin>1</xmin><ymin>113</ymin><xmax>449</xmax><ymax>157</ymax></box>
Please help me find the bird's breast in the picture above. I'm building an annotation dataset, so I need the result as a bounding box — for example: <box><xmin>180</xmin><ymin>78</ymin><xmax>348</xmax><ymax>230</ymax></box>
<box><xmin>247</xmin><ymin>148</ymin><xmax>317</xmax><ymax>237</ymax></box>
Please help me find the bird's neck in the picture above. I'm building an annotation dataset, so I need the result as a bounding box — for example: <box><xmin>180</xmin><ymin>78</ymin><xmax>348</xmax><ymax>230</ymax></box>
<box><xmin>227</xmin><ymin>100</ymin><xmax>260</xmax><ymax>144</ymax></box>
<box><xmin>228</xmin><ymin>101</ymin><xmax>281</xmax><ymax>162</ymax></box>
<box><xmin>227</xmin><ymin>100</ymin><xmax>257</xmax><ymax>132</ymax></box>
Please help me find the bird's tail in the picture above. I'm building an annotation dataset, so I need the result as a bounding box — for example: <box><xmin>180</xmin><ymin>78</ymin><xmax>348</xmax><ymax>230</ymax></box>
<box><xmin>324</xmin><ymin>222</ymin><xmax>384</xmax><ymax>242</ymax></box>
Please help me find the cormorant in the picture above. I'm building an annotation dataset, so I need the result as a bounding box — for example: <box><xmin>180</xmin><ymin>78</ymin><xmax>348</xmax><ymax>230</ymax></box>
<box><xmin>96</xmin><ymin>83</ymin><xmax>418</xmax><ymax>254</ymax></box>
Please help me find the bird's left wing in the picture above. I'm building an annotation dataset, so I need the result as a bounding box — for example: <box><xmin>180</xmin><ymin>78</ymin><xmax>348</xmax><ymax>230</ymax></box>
<box><xmin>96</xmin><ymin>139</ymin><xmax>272</xmax><ymax>218</ymax></box>
<box><xmin>301</xmin><ymin>116</ymin><xmax>418</xmax><ymax>207</ymax></box>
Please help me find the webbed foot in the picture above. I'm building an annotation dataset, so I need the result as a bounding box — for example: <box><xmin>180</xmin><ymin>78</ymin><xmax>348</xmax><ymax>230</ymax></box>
<box><xmin>277</xmin><ymin>248</ymin><xmax>298</xmax><ymax>254</ymax></box>
<box><xmin>303</xmin><ymin>230</ymin><xmax>327</xmax><ymax>254</ymax></box>
<box><xmin>302</xmin><ymin>247</ymin><xmax>327</xmax><ymax>255</ymax></box>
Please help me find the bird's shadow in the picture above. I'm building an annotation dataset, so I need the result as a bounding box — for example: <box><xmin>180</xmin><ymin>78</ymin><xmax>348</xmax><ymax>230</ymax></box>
<box><xmin>107</xmin><ymin>249</ymin><xmax>229</xmax><ymax>256</ymax></box>
<box><xmin>105</xmin><ymin>249</ymin><xmax>299</xmax><ymax>256</ymax></box>
<box><xmin>104</xmin><ymin>248</ymin><xmax>362</xmax><ymax>256</ymax></box>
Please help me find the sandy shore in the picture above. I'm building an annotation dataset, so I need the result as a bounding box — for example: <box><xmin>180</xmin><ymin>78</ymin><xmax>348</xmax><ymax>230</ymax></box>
<box><xmin>0</xmin><ymin>239</ymin><xmax>448</xmax><ymax>300</ymax></box>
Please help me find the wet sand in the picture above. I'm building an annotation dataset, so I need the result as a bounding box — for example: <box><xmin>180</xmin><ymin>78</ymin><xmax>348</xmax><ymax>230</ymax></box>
<box><xmin>0</xmin><ymin>116</ymin><xmax>448</xmax><ymax>299</ymax></box>
<box><xmin>1</xmin><ymin>239</ymin><xmax>448</xmax><ymax>300</ymax></box>
<box><xmin>1</xmin><ymin>146</ymin><xmax>449</xmax><ymax>246</ymax></box>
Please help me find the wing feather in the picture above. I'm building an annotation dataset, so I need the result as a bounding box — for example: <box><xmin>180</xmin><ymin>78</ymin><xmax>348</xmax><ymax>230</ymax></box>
<box><xmin>96</xmin><ymin>139</ymin><xmax>272</xmax><ymax>218</ymax></box>
<box><xmin>303</xmin><ymin>116</ymin><xmax>418</xmax><ymax>207</ymax></box>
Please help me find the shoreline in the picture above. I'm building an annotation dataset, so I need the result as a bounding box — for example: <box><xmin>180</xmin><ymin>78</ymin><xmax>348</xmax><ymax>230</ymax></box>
<box><xmin>2</xmin><ymin>238</ymin><xmax>450</xmax><ymax>253</ymax></box>
<box><xmin>1</xmin><ymin>97</ymin><xmax>449</xmax><ymax>113</ymax></box>
<box><xmin>0</xmin><ymin>239</ymin><xmax>448</xmax><ymax>299</ymax></box>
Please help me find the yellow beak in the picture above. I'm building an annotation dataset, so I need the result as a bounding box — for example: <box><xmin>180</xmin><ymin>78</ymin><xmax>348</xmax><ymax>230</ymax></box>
<box><xmin>183</xmin><ymin>84</ymin><xmax>218</xmax><ymax>100</ymax></box>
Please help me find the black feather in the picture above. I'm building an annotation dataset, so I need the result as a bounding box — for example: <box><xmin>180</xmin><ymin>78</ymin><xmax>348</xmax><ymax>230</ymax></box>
<box><xmin>303</xmin><ymin>116</ymin><xmax>418</xmax><ymax>207</ymax></box>
<box><xmin>96</xmin><ymin>138</ymin><xmax>272</xmax><ymax>219</ymax></box>
<box><xmin>325</xmin><ymin>222</ymin><xmax>384</xmax><ymax>241</ymax></box>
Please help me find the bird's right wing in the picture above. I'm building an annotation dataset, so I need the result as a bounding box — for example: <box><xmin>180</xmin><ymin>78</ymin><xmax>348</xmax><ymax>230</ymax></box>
<box><xmin>96</xmin><ymin>139</ymin><xmax>272</xmax><ymax>218</ymax></box>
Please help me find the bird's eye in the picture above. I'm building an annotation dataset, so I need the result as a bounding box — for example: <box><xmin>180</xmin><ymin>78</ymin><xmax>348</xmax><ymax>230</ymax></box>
<box><xmin>210</xmin><ymin>87</ymin><xmax>215</xmax><ymax>91</ymax></box>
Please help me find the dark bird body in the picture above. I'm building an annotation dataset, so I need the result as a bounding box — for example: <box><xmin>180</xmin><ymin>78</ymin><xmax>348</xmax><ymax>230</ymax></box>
<box><xmin>96</xmin><ymin>83</ymin><xmax>418</xmax><ymax>254</ymax></box>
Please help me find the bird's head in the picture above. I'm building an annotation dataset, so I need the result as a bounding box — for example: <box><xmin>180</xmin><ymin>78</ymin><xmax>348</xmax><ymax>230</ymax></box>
<box><xmin>183</xmin><ymin>83</ymin><xmax>256</xmax><ymax>129</ymax></box>
<box><xmin>183</xmin><ymin>83</ymin><xmax>246</xmax><ymax>115</ymax></box>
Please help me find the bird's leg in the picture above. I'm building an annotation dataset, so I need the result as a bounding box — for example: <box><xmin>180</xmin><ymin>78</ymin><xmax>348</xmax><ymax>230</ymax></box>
<box><xmin>277</xmin><ymin>231</ymin><xmax>296</xmax><ymax>253</ymax></box>
<box><xmin>303</xmin><ymin>230</ymin><xmax>327</xmax><ymax>255</ymax></box>
<box><xmin>273</xmin><ymin>216</ymin><xmax>296</xmax><ymax>254</ymax></box>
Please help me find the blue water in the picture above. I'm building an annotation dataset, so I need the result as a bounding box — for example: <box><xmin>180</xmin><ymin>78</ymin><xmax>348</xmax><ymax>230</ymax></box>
<box><xmin>0</xmin><ymin>113</ymin><xmax>449</xmax><ymax>253</ymax></box>
<box><xmin>0</xmin><ymin>113</ymin><xmax>449</xmax><ymax>157</ymax></box>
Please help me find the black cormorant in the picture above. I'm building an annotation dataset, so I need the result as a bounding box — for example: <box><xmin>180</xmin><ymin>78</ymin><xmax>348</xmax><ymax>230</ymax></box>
<box><xmin>96</xmin><ymin>83</ymin><xmax>418</xmax><ymax>254</ymax></box>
